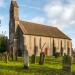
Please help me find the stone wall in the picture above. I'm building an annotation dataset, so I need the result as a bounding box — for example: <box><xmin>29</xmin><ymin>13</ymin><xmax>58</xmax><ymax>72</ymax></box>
<box><xmin>23</xmin><ymin>35</ymin><xmax>72</xmax><ymax>56</ymax></box>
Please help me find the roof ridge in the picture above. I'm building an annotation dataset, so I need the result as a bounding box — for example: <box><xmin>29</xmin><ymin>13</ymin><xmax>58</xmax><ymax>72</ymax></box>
<box><xmin>20</xmin><ymin>20</ymin><xmax>56</xmax><ymax>28</ymax></box>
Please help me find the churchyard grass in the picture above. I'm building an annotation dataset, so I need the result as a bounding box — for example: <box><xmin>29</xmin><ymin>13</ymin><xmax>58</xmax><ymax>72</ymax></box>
<box><xmin>0</xmin><ymin>57</ymin><xmax>75</xmax><ymax>75</ymax></box>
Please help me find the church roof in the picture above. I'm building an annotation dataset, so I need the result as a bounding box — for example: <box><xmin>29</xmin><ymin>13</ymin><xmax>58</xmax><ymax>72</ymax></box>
<box><xmin>19</xmin><ymin>21</ymin><xmax>71</xmax><ymax>40</ymax></box>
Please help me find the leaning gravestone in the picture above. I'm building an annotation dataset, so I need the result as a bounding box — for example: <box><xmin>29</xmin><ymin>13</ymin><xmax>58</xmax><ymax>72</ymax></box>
<box><xmin>62</xmin><ymin>54</ymin><xmax>71</xmax><ymax>72</ymax></box>
<box><xmin>23</xmin><ymin>48</ymin><xmax>29</xmax><ymax>69</ymax></box>
<box><xmin>39</xmin><ymin>52</ymin><xmax>45</xmax><ymax>65</ymax></box>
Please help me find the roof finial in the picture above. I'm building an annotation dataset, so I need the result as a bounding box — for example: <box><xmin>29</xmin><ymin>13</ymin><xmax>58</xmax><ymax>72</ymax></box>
<box><xmin>11</xmin><ymin>0</ymin><xmax>16</xmax><ymax>1</ymax></box>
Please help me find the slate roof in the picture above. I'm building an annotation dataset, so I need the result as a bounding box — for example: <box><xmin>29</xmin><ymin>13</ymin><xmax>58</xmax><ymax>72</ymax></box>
<box><xmin>19</xmin><ymin>21</ymin><xmax>71</xmax><ymax>40</ymax></box>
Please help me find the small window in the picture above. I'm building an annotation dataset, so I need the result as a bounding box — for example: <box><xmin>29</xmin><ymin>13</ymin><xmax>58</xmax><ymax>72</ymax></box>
<box><xmin>44</xmin><ymin>47</ymin><xmax>48</xmax><ymax>56</ymax></box>
<box><xmin>64</xmin><ymin>40</ymin><xmax>66</xmax><ymax>49</ymax></box>
<box><xmin>60</xmin><ymin>41</ymin><xmax>63</xmax><ymax>56</ymax></box>
<box><xmin>39</xmin><ymin>38</ymin><xmax>41</xmax><ymax>49</ymax></box>
<box><xmin>67</xmin><ymin>41</ymin><xmax>69</xmax><ymax>48</ymax></box>
<box><xmin>53</xmin><ymin>39</ymin><xmax>56</xmax><ymax>56</ymax></box>
<box><xmin>67</xmin><ymin>48</ymin><xmax>70</xmax><ymax>55</ymax></box>
<box><xmin>34</xmin><ymin>37</ymin><xmax>38</xmax><ymax>55</ymax></box>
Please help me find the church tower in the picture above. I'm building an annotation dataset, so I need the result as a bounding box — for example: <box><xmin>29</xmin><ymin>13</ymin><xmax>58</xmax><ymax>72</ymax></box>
<box><xmin>9</xmin><ymin>0</ymin><xmax>19</xmax><ymax>33</ymax></box>
<box><xmin>9</xmin><ymin>0</ymin><xmax>19</xmax><ymax>60</ymax></box>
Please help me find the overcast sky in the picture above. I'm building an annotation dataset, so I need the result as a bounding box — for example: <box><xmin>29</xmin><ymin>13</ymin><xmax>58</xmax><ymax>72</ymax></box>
<box><xmin>0</xmin><ymin>0</ymin><xmax>75</xmax><ymax>48</ymax></box>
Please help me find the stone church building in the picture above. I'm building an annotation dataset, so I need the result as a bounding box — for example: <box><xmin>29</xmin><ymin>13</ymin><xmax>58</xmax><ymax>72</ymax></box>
<box><xmin>9</xmin><ymin>0</ymin><xmax>72</xmax><ymax>58</ymax></box>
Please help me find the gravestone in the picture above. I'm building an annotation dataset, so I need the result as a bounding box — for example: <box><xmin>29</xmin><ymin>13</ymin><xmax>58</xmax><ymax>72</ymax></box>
<box><xmin>4</xmin><ymin>52</ymin><xmax>8</xmax><ymax>63</ymax></box>
<box><xmin>39</xmin><ymin>52</ymin><xmax>45</xmax><ymax>65</ymax></box>
<box><xmin>72</xmin><ymin>51</ymin><xmax>75</xmax><ymax>64</ymax></box>
<box><xmin>23</xmin><ymin>48</ymin><xmax>29</xmax><ymax>69</ymax></box>
<box><xmin>62</xmin><ymin>54</ymin><xmax>71</xmax><ymax>72</ymax></box>
<box><xmin>31</xmin><ymin>54</ymin><xmax>36</xmax><ymax>64</ymax></box>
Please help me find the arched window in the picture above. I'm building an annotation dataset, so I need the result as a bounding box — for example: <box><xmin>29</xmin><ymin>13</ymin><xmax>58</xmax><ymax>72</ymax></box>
<box><xmin>39</xmin><ymin>37</ymin><xmax>41</xmax><ymax>49</ymax></box>
<box><xmin>34</xmin><ymin>37</ymin><xmax>36</xmax><ymax>46</ymax></box>
<box><xmin>60</xmin><ymin>40</ymin><xmax>63</xmax><ymax>56</ymax></box>
<box><xmin>67</xmin><ymin>41</ymin><xmax>70</xmax><ymax>55</ymax></box>
<box><xmin>34</xmin><ymin>37</ymin><xmax>38</xmax><ymax>55</ymax></box>
<box><xmin>64</xmin><ymin>40</ymin><xmax>66</xmax><ymax>49</ymax></box>
<box><xmin>44</xmin><ymin>47</ymin><xmax>48</xmax><ymax>56</ymax></box>
<box><xmin>53</xmin><ymin>39</ymin><xmax>56</xmax><ymax>56</ymax></box>
<box><xmin>67</xmin><ymin>41</ymin><xmax>69</xmax><ymax>48</ymax></box>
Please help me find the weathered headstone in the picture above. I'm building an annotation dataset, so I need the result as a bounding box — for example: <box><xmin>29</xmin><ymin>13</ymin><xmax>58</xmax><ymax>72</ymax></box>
<box><xmin>23</xmin><ymin>48</ymin><xmax>29</xmax><ymax>69</ymax></box>
<box><xmin>39</xmin><ymin>52</ymin><xmax>45</xmax><ymax>65</ymax></box>
<box><xmin>31</xmin><ymin>54</ymin><xmax>36</xmax><ymax>64</ymax></box>
<box><xmin>62</xmin><ymin>54</ymin><xmax>71</xmax><ymax>72</ymax></box>
<box><xmin>4</xmin><ymin>52</ymin><xmax>8</xmax><ymax>63</ymax></box>
<box><xmin>72</xmin><ymin>51</ymin><xmax>75</xmax><ymax>64</ymax></box>
<box><xmin>31</xmin><ymin>46</ymin><xmax>38</xmax><ymax>64</ymax></box>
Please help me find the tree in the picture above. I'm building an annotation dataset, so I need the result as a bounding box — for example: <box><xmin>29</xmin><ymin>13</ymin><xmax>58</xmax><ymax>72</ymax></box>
<box><xmin>0</xmin><ymin>35</ymin><xmax>9</xmax><ymax>62</ymax></box>
<box><xmin>39</xmin><ymin>43</ymin><xmax>46</xmax><ymax>65</ymax></box>
<box><xmin>0</xmin><ymin>35</ymin><xmax>8</xmax><ymax>53</ymax></box>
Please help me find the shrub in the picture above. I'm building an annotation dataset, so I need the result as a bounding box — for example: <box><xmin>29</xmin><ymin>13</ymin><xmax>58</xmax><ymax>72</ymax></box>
<box><xmin>0</xmin><ymin>35</ymin><xmax>8</xmax><ymax>53</ymax></box>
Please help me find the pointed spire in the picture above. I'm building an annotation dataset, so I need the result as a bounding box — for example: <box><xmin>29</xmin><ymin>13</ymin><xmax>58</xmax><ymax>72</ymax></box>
<box><xmin>11</xmin><ymin>0</ymin><xmax>16</xmax><ymax>1</ymax></box>
<box><xmin>11</xmin><ymin>0</ymin><xmax>18</xmax><ymax>7</ymax></box>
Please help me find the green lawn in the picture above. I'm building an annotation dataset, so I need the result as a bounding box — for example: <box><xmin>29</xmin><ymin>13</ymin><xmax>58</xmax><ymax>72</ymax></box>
<box><xmin>0</xmin><ymin>57</ymin><xmax>75</xmax><ymax>75</ymax></box>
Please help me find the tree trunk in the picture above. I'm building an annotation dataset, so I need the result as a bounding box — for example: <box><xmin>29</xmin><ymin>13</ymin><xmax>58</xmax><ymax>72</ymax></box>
<box><xmin>39</xmin><ymin>52</ymin><xmax>45</xmax><ymax>65</ymax></box>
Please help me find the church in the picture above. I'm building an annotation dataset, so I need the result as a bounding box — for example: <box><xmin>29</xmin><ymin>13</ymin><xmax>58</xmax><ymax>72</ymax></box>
<box><xmin>9</xmin><ymin>0</ymin><xmax>72</xmax><ymax>58</ymax></box>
